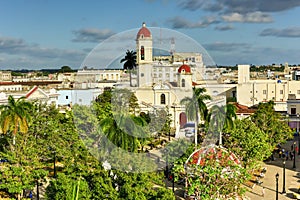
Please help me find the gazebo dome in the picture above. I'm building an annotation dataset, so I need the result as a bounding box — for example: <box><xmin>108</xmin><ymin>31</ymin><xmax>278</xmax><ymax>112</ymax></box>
<box><xmin>178</xmin><ymin>64</ymin><xmax>191</xmax><ymax>74</ymax></box>
<box><xmin>185</xmin><ymin>144</ymin><xmax>241</xmax><ymax>167</ymax></box>
<box><xmin>136</xmin><ymin>22</ymin><xmax>151</xmax><ymax>39</ymax></box>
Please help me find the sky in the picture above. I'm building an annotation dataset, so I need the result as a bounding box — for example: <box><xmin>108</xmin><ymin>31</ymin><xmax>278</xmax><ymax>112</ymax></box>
<box><xmin>1</xmin><ymin>0</ymin><xmax>300</xmax><ymax>70</ymax></box>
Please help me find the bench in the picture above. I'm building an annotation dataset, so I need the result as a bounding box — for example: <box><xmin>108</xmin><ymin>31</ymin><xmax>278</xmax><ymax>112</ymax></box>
<box><xmin>293</xmin><ymin>193</ymin><xmax>300</xmax><ymax>200</ymax></box>
<box><xmin>244</xmin><ymin>180</ymin><xmax>255</xmax><ymax>189</ymax></box>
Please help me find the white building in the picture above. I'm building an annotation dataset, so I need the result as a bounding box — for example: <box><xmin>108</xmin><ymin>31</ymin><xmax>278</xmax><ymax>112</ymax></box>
<box><xmin>0</xmin><ymin>86</ymin><xmax>59</xmax><ymax>106</ymax></box>
<box><xmin>236</xmin><ymin>64</ymin><xmax>300</xmax><ymax>112</ymax></box>
<box><xmin>124</xmin><ymin>22</ymin><xmax>223</xmax><ymax>137</ymax></box>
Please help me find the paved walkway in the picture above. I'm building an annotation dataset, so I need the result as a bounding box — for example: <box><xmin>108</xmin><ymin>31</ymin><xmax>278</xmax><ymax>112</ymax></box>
<box><xmin>153</xmin><ymin>136</ymin><xmax>300</xmax><ymax>200</ymax></box>
<box><xmin>245</xmin><ymin>138</ymin><xmax>300</xmax><ymax>200</ymax></box>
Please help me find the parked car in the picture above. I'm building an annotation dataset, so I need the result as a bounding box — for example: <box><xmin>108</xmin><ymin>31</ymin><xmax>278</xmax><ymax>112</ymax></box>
<box><xmin>183</xmin><ymin>123</ymin><xmax>195</xmax><ymax>137</ymax></box>
<box><xmin>0</xmin><ymin>158</ymin><xmax>9</xmax><ymax>163</ymax></box>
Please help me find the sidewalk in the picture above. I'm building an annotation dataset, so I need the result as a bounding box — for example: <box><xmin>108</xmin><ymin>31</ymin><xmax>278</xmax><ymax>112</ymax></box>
<box><xmin>246</xmin><ymin>139</ymin><xmax>300</xmax><ymax>199</ymax></box>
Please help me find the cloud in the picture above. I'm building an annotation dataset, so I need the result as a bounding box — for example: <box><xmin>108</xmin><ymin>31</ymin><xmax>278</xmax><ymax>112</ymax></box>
<box><xmin>0</xmin><ymin>36</ymin><xmax>85</xmax><ymax>69</ymax></box>
<box><xmin>203</xmin><ymin>42</ymin><xmax>251</xmax><ymax>52</ymax></box>
<box><xmin>260</xmin><ymin>27</ymin><xmax>300</xmax><ymax>37</ymax></box>
<box><xmin>72</xmin><ymin>28</ymin><xmax>115</xmax><ymax>43</ymax></box>
<box><xmin>179</xmin><ymin>0</ymin><xmax>223</xmax><ymax>12</ymax></box>
<box><xmin>222</xmin><ymin>12</ymin><xmax>273</xmax><ymax>23</ymax></box>
<box><xmin>0</xmin><ymin>37</ymin><xmax>26</xmax><ymax>50</ymax></box>
<box><xmin>214</xmin><ymin>24</ymin><xmax>234</xmax><ymax>31</ymax></box>
<box><xmin>179</xmin><ymin>0</ymin><xmax>300</xmax><ymax>13</ymax></box>
<box><xmin>167</xmin><ymin>16</ymin><xmax>219</xmax><ymax>29</ymax></box>
<box><xmin>0</xmin><ymin>36</ymin><xmax>84</xmax><ymax>59</ymax></box>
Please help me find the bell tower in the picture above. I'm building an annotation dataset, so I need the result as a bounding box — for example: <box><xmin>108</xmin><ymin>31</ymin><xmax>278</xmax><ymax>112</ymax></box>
<box><xmin>136</xmin><ymin>22</ymin><xmax>153</xmax><ymax>65</ymax></box>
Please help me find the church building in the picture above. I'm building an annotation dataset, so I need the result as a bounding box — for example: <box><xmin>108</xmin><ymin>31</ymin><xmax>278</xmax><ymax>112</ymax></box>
<box><xmin>129</xmin><ymin>22</ymin><xmax>210</xmax><ymax>136</ymax></box>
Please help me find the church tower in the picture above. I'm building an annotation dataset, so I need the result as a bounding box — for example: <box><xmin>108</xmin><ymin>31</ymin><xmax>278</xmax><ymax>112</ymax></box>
<box><xmin>136</xmin><ymin>22</ymin><xmax>153</xmax><ymax>65</ymax></box>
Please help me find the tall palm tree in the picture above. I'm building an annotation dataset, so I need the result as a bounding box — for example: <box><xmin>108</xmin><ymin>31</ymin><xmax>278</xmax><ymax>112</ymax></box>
<box><xmin>0</xmin><ymin>95</ymin><xmax>32</xmax><ymax>145</ymax></box>
<box><xmin>207</xmin><ymin>104</ymin><xmax>237</xmax><ymax>146</ymax></box>
<box><xmin>180</xmin><ymin>87</ymin><xmax>211</xmax><ymax>148</ymax></box>
<box><xmin>120</xmin><ymin>50</ymin><xmax>137</xmax><ymax>86</ymax></box>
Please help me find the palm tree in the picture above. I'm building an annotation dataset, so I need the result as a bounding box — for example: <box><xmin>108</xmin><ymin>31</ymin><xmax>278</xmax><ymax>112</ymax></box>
<box><xmin>99</xmin><ymin>114</ymin><xmax>141</xmax><ymax>152</ymax></box>
<box><xmin>207</xmin><ymin>104</ymin><xmax>237</xmax><ymax>146</ymax></box>
<box><xmin>0</xmin><ymin>95</ymin><xmax>32</xmax><ymax>145</ymax></box>
<box><xmin>180</xmin><ymin>87</ymin><xmax>211</xmax><ymax>148</ymax></box>
<box><xmin>120</xmin><ymin>50</ymin><xmax>137</xmax><ymax>86</ymax></box>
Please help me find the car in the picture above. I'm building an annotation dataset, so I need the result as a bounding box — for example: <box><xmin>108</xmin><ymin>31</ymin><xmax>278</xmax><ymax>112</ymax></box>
<box><xmin>183</xmin><ymin>123</ymin><xmax>195</xmax><ymax>137</ymax></box>
<box><xmin>0</xmin><ymin>158</ymin><xmax>9</xmax><ymax>163</ymax></box>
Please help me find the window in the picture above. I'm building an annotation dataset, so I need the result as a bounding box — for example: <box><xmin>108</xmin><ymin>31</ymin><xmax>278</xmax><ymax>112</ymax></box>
<box><xmin>141</xmin><ymin>73</ymin><xmax>144</xmax><ymax>77</ymax></box>
<box><xmin>263</xmin><ymin>90</ymin><xmax>267</xmax><ymax>94</ymax></box>
<box><xmin>160</xmin><ymin>94</ymin><xmax>166</xmax><ymax>104</ymax></box>
<box><xmin>66</xmin><ymin>95</ymin><xmax>69</xmax><ymax>100</ymax></box>
<box><xmin>297</xmin><ymin>90</ymin><xmax>300</xmax><ymax>94</ymax></box>
<box><xmin>280</xmin><ymin>90</ymin><xmax>283</xmax><ymax>94</ymax></box>
<box><xmin>291</xmin><ymin>108</ymin><xmax>296</xmax><ymax>115</ymax></box>
<box><xmin>141</xmin><ymin>46</ymin><xmax>145</xmax><ymax>60</ymax></box>
<box><xmin>182</xmin><ymin>79</ymin><xmax>185</xmax><ymax>87</ymax></box>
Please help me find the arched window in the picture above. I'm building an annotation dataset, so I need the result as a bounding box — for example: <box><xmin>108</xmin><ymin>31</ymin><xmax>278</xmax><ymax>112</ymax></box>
<box><xmin>160</xmin><ymin>93</ymin><xmax>166</xmax><ymax>104</ymax></box>
<box><xmin>181</xmin><ymin>79</ymin><xmax>185</xmax><ymax>87</ymax></box>
<box><xmin>141</xmin><ymin>46</ymin><xmax>145</xmax><ymax>60</ymax></box>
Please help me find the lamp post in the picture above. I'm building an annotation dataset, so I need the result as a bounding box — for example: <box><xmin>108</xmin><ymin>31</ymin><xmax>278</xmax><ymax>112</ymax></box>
<box><xmin>297</xmin><ymin>114</ymin><xmax>299</xmax><ymax>135</ymax></box>
<box><xmin>298</xmin><ymin>114</ymin><xmax>300</xmax><ymax>155</ymax></box>
<box><xmin>282</xmin><ymin>161</ymin><xmax>286</xmax><ymax>194</ymax></box>
<box><xmin>276</xmin><ymin>173</ymin><xmax>279</xmax><ymax>200</ymax></box>
<box><xmin>165</xmin><ymin>149</ymin><xmax>169</xmax><ymax>179</ymax></box>
<box><xmin>293</xmin><ymin>142</ymin><xmax>296</xmax><ymax>169</ymax></box>
<box><xmin>298</xmin><ymin>135</ymin><xmax>300</xmax><ymax>155</ymax></box>
<box><xmin>36</xmin><ymin>180</ymin><xmax>40</xmax><ymax>200</ymax></box>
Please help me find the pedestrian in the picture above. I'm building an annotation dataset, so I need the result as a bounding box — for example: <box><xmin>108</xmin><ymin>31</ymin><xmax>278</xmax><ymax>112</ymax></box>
<box><xmin>279</xmin><ymin>151</ymin><xmax>282</xmax><ymax>158</ymax></box>
<box><xmin>262</xmin><ymin>187</ymin><xmax>265</xmax><ymax>197</ymax></box>
<box><xmin>286</xmin><ymin>151</ymin><xmax>289</xmax><ymax>161</ymax></box>
<box><xmin>296</xmin><ymin>146</ymin><xmax>299</xmax><ymax>154</ymax></box>
<box><xmin>29</xmin><ymin>191</ymin><xmax>33</xmax><ymax>199</ymax></box>
<box><xmin>291</xmin><ymin>144</ymin><xmax>294</xmax><ymax>151</ymax></box>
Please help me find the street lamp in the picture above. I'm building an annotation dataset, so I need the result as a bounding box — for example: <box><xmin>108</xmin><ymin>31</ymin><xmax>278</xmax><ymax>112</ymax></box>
<box><xmin>276</xmin><ymin>173</ymin><xmax>279</xmax><ymax>200</ymax></box>
<box><xmin>293</xmin><ymin>142</ymin><xmax>296</xmax><ymax>169</ymax></box>
<box><xmin>282</xmin><ymin>161</ymin><xmax>286</xmax><ymax>194</ymax></box>
<box><xmin>298</xmin><ymin>135</ymin><xmax>300</xmax><ymax>155</ymax></box>
<box><xmin>297</xmin><ymin>114</ymin><xmax>299</xmax><ymax>135</ymax></box>
<box><xmin>36</xmin><ymin>180</ymin><xmax>40</xmax><ymax>200</ymax></box>
<box><xmin>165</xmin><ymin>149</ymin><xmax>169</xmax><ymax>179</ymax></box>
<box><xmin>298</xmin><ymin>114</ymin><xmax>300</xmax><ymax>155</ymax></box>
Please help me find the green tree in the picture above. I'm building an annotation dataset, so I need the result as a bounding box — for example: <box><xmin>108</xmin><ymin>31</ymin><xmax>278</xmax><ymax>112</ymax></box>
<box><xmin>0</xmin><ymin>102</ymin><xmax>48</xmax><ymax>200</ymax></box>
<box><xmin>180</xmin><ymin>87</ymin><xmax>211</xmax><ymax>147</ymax></box>
<box><xmin>224</xmin><ymin>119</ymin><xmax>273</xmax><ymax>168</ymax></box>
<box><xmin>58</xmin><ymin>66</ymin><xmax>74</xmax><ymax>73</ymax></box>
<box><xmin>0</xmin><ymin>95</ymin><xmax>32</xmax><ymax>145</ymax></box>
<box><xmin>207</xmin><ymin>104</ymin><xmax>237</xmax><ymax>146</ymax></box>
<box><xmin>251</xmin><ymin>101</ymin><xmax>293</xmax><ymax>148</ymax></box>
<box><xmin>120</xmin><ymin>50</ymin><xmax>137</xmax><ymax>86</ymax></box>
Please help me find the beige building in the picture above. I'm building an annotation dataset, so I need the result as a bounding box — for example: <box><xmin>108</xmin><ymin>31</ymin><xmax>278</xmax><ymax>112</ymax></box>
<box><xmin>0</xmin><ymin>71</ymin><xmax>12</xmax><ymax>82</ymax></box>
<box><xmin>126</xmin><ymin>23</ymin><xmax>222</xmax><ymax>137</ymax></box>
<box><xmin>75</xmin><ymin>69</ymin><xmax>123</xmax><ymax>83</ymax></box>
<box><xmin>237</xmin><ymin>64</ymin><xmax>300</xmax><ymax>112</ymax></box>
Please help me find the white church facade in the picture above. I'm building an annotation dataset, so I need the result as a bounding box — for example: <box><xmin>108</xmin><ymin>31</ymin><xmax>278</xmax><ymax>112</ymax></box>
<box><xmin>124</xmin><ymin>23</ymin><xmax>217</xmax><ymax>136</ymax></box>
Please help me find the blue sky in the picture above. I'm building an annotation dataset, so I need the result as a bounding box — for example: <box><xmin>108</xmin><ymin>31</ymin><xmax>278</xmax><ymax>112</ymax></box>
<box><xmin>1</xmin><ymin>0</ymin><xmax>300</xmax><ymax>70</ymax></box>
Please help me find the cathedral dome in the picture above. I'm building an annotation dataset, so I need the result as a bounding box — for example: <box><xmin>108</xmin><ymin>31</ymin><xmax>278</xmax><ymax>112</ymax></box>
<box><xmin>136</xmin><ymin>22</ymin><xmax>151</xmax><ymax>39</ymax></box>
<box><xmin>178</xmin><ymin>64</ymin><xmax>191</xmax><ymax>73</ymax></box>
